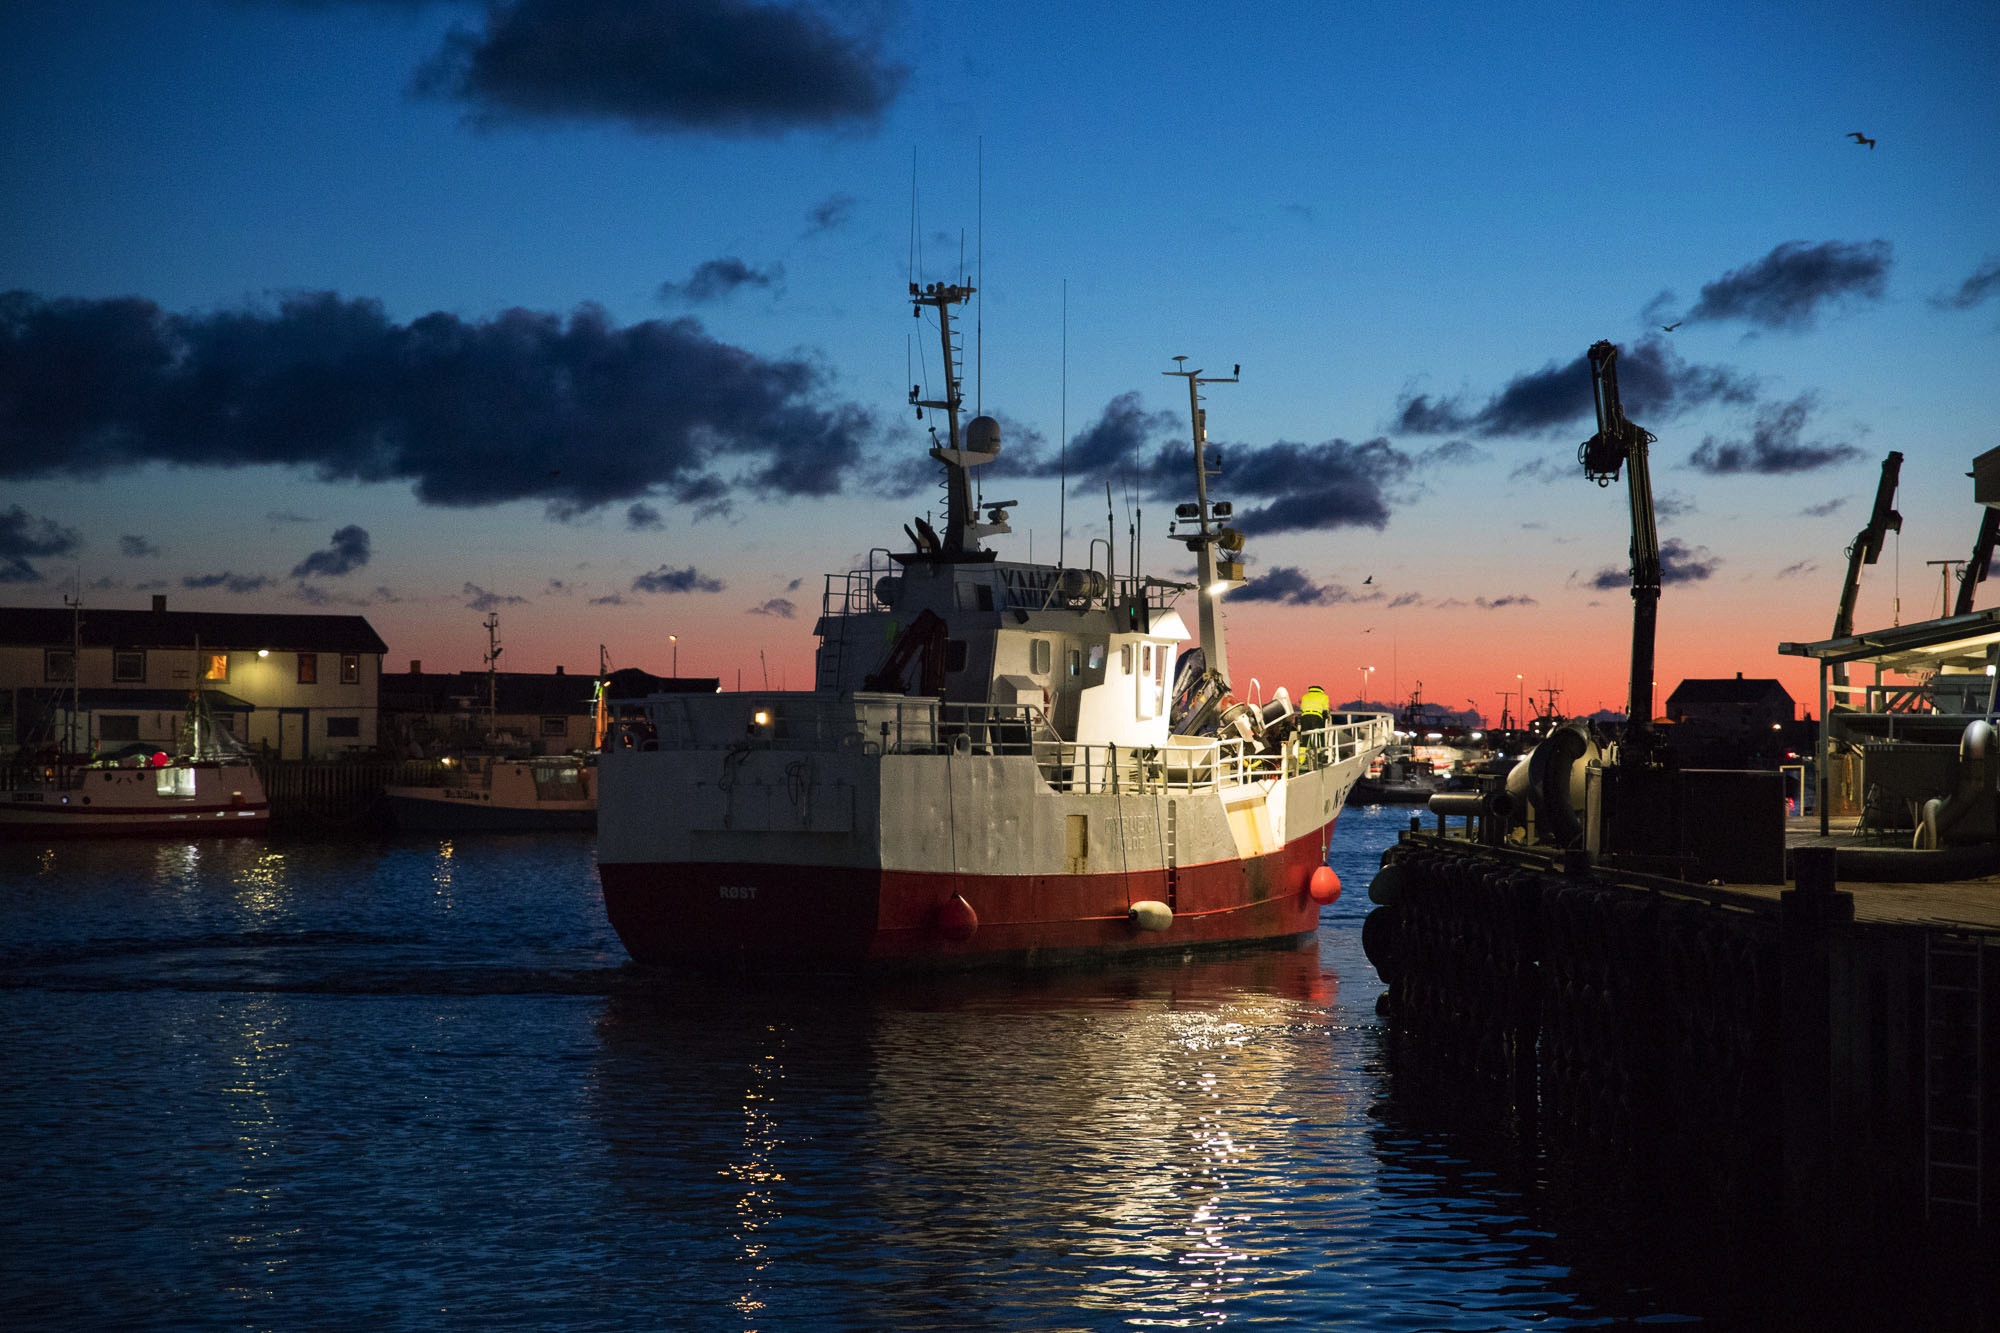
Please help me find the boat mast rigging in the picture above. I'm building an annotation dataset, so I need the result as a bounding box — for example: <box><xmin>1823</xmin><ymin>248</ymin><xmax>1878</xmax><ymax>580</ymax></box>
<box><xmin>1165</xmin><ymin>359</ymin><xmax>1243</xmax><ymax>690</ymax></box>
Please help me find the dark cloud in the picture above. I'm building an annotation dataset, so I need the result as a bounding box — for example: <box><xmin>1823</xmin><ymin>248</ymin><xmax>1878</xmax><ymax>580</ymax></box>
<box><xmin>119</xmin><ymin>534</ymin><xmax>160</xmax><ymax>558</ymax></box>
<box><xmin>1931</xmin><ymin>258</ymin><xmax>2000</xmax><ymax>312</ymax></box>
<box><xmin>748</xmin><ymin>597</ymin><xmax>797</xmax><ymax>618</ymax></box>
<box><xmin>633</xmin><ymin>565</ymin><xmax>724</xmax><ymax>594</ymax></box>
<box><xmin>1228</xmin><ymin>565</ymin><xmax>1370</xmax><ymax>606</ymax></box>
<box><xmin>413</xmin><ymin>0</ymin><xmax>907</xmax><ymax>137</ymax></box>
<box><xmin>290</xmin><ymin>524</ymin><xmax>371</xmax><ymax>577</ymax></box>
<box><xmin>183</xmin><ymin>572</ymin><xmax>273</xmax><ymax>594</ymax></box>
<box><xmin>463</xmin><ymin>581</ymin><xmax>526</xmax><ymax>611</ymax></box>
<box><xmin>1394</xmin><ymin>335</ymin><xmax>1755</xmax><ymax>438</ymax></box>
<box><xmin>1586</xmin><ymin>537</ymin><xmax>1719</xmax><ymax>590</ymax></box>
<box><xmin>0</xmin><ymin>290</ymin><xmax>881</xmax><ymax>523</ymax></box>
<box><xmin>588</xmin><ymin>592</ymin><xmax>627</xmax><ymax>606</ymax></box>
<box><xmin>0</xmin><ymin>506</ymin><xmax>81</xmax><ymax>583</ymax></box>
<box><xmin>1680</xmin><ymin>240</ymin><xmax>1892</xmax><ymax>330</ymax></box>
<box><xmin>1687</xmin><ymin>395</ymin><xmax>1860</xmax><ymax>474</ymax></box>
<box><xmin>1387</xmin><ymin>591</ymin><xmax>1424</xmax><ymax>609</ymax></box>
<box><xmin>1801</xmin><ymin>498</ymin><xmax>1847</xmax><ymax>518</ymax></box>
<box><xmin>1652</xmin><ymin>492</ymin><xmax>1695</xmax><ymax>520</ymax></box>
<box><xmin>658</xmin><ymin>257</ymin><xmax>783</xmax><ymax>305</ymax></box>
<box><xmin>805</xmin><ymin>193</ymin><xmax>857</xmax><ymax>235</ymax></box>
<box><xmin>1777</xmin><ymin>559</ymin><xmax>1817</xmax><ymax>579</ymax></box>
<box><xmin>986</xmin><ymin>393</ymin><xmax>1417</xmax><ymax>536</ymax></box>
<box><xmin>626</xmin><ymin>502</ymin><xmax>664</xmax><ymax>530</ymax></box>
<box><xmin>1475</xmin><ymin>594</ymin><xmax>1538</xmax><ymax>609</ymax></box>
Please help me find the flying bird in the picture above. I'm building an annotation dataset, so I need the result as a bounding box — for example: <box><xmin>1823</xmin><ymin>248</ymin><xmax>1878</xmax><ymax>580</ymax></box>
<box><xmin>1661</xmin><ymin>321</ymin><xmax>1682</xmax><ymax>332</ymax></box>
<box><xmin>1362</xmin><ymin>575</ymin><xmax>1373</xmax><ymax>584</ymax></box>
<box><xmin>1847</xmin><ymin>131</ymin><xmax>1875</xmax><ymax>149</ymax></box>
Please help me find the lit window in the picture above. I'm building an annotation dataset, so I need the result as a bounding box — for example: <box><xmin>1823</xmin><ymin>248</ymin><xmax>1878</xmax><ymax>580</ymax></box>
<box><xmin>202</xmin><ymin>653</ymin><xmax>229</xmax><ymax>682</ymax></box>
<box><xmin>341</xmin><ymin>654</ymin><xmax>360</xmax><ymax>684</ymax></box>
<box><xmin>297</xmin><ymin>653</ymin><xmax>318</xmax><ymax>685</ymax></box>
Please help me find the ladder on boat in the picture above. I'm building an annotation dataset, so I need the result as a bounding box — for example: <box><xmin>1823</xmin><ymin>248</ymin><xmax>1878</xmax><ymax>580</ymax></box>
<box><xmin>1923</xmin><ymin>931</ymin><xmax>1985</xmax><ymax>1227</ymax></box>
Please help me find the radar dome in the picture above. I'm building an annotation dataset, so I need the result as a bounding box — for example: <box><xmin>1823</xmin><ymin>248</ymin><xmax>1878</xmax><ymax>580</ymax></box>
<box><xmin>965</xmin><ymin>416</ymin><xmax>1002</xmax><ymax>456</ymax></box>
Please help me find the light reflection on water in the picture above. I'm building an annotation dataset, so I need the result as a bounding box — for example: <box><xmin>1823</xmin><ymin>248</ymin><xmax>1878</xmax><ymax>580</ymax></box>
<box><xmin>0</xmin><ymin>809</ymin><xmax>1964</xmax><ymax>1330</ymax></box>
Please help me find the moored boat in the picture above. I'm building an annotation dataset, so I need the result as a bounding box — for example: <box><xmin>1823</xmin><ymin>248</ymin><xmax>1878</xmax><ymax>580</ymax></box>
<box><xmin>594</xmin><ymin>277</ymin><xmax>1391</xmax><ymax>968</ymax></box>
<box><xmin>382</xmin><ymin>752</ymin><xmax>595</xmax><ymax>832</ymax></box>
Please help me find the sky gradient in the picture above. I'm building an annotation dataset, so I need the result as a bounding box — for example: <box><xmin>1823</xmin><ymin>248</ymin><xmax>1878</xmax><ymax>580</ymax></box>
<box><xmin>5</xmin><ymin>1</ymin><xmax>1998</xmax><ymax>725</ymax></box>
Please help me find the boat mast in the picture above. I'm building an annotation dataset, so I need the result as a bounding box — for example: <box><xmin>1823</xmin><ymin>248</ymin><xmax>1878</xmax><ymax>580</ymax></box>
<box><xmin>65</xmin><ymin>593</ymin><xmax>83</xmax><ymax>758</ymax></box>
<box><xmin>909</xmin><ymin>281</ymin><xmax>988</xmax><ymax>558</ymax></box>
<box><xmin>1165</xmin><ymin>360</ymin><xmax>1241</xmax><ymax>688</ymax></box>
<box><xmin>482</xmin><ymin>613</ymin><xmax>502</xmax><ymax>740</ymax></box>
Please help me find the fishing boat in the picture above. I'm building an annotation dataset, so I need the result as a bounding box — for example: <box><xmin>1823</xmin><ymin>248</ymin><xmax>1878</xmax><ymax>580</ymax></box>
<box><xmin>0</xmin><ymin>616</ymin><xmax>268</xmax><ymax>838</ymax></box>
<box><xmin>595</xmin><ymin>278</ymin><xmax>1392</xmax><ymax>968</ymax></box>
<box><xmin>379</xmin><ymin>622</ymin><xmax>600</xmax><ymax>832</ymax></box>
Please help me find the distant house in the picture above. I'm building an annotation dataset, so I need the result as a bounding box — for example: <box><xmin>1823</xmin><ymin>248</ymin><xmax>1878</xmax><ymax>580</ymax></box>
<box><xmin>378</xmin><ymin>663</ymin><xmax>718</xmax><ymax>757</ymax></box>
<box><xmin>0</xmin><ymin>596</ymin><xmax>387</xmax><ymax>761</ymax></box>
<box><xmin>1666</xmin><ymin>674</ymin><xmax>1796</xmax><ymax>729</ymax></box>
<box><xmin>1665</xmin><ymin>674</ymin><xmax>1797</xmax><ymax>767</ymax></box>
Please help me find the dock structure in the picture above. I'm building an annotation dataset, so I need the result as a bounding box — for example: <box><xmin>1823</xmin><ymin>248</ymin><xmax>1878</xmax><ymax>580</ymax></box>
<box><xmin>1366</xmin><ymin>810</ymin><xmax>1995</xmax><ymax>1264</ymax></box>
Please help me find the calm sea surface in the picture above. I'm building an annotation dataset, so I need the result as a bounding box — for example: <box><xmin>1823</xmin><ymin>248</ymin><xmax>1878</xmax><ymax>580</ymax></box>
<box><xmin>0</xmin><ymin>805</ymin><xmax>1964</xmax><ymax>1330</ymax></box>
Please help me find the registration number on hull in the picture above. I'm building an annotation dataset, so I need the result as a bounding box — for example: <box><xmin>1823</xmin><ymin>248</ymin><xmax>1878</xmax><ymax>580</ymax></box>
<box><xmin>719</xmin><ymin>885</ymin><xmax>758</xmax><ymax>900</ymax></box>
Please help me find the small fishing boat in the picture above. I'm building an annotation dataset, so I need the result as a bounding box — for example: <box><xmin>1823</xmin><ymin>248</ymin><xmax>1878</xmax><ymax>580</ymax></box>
<box><xmin>381</xmin><ymin>752</ymin><xmax>595</xmax><ymax>832</ymax></box>
<box><xmin>0</xmin><ymin>623</ymin><xmax>268</xmax><ymax>839</ymax></box>
<box><xmin>594</xmin><ymin>275</ymin><xmax>1392</xmax><ymax>968</ymax></box>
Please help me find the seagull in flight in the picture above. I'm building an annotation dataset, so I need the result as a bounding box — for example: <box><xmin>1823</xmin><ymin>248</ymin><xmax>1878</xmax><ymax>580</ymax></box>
<box><xmin>1848</xmin><ymin>131</ymin><xmax>1876</xmax><ymax>149</ymax></box>
<box><xmin>1661</xmin><ymin>321</ymin><xmax>1682</xmax><ymax>332</ymax></box>
<box><xmin>1363</xmin><ymin>575</ymin><xmax>1373</xmax><ymax>585</ymax></box>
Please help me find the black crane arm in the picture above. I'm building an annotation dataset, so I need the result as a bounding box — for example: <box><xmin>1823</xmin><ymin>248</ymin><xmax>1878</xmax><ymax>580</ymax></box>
<box><xmin>1579</xmin><ymin>340</ymin><xmax>1661</xmax><ymax>759</ymax></box>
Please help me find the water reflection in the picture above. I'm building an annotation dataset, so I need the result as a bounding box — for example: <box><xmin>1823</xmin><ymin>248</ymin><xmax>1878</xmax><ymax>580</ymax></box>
<box><xmin>588</xmin><ymin>945</ymin><xmax>1362</xmax><ymax>1328</ymax></box>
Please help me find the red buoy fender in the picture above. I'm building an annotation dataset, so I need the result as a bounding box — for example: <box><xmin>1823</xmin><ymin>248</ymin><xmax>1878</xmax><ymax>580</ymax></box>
<box><xmin>1309</xmin><ymin>865</ymin><xmax>1342</xmax><ymax>905</ymax></box>
<box><xmin>936</xmin><ymin>893</ymin><xmax>979</xmax><ymax>942</ymax></box>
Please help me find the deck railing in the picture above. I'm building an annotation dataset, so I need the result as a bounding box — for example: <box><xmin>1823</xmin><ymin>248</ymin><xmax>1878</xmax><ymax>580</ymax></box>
<box><xmin>608</xmin><ymin>694</ymin><xmax>1393</xmax><ymax>796</ymax></box>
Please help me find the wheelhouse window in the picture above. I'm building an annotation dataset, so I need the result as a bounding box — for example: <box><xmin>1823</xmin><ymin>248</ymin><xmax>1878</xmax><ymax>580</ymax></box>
<box><xmin>1030</xmin><ymin>639</ymin><xmax>1052</xmax><ymax>675</ymax></box>
<box><xmin>113</xmin><ymin>649</ymin><xmax>146</xmax><ymax>682</ymax></box>
<box><xmin>45</xmin><ymin>649</ymin><xmax>75</xmax><ymax>682</ymax></box>
<box><xmin>297</xmin><ymin>653</ymin><xmax>318</xmax><ymax>685</ymax></box>
<box><xmin>202</xmin><ymin>652</ymin><xmax>229</xmax><ymax>682</ymax></box>
<box><xmin>340</xmin><ymin>654</ymin><xmax>360</xmax><ymax>684</ymax></box>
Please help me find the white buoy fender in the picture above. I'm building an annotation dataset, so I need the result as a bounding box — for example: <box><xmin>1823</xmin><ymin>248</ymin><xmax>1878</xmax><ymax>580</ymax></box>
<box><xmin>1128</xmin><ymin>900</ymin><xmax>1174</xmax><ymax>931</ymax></box>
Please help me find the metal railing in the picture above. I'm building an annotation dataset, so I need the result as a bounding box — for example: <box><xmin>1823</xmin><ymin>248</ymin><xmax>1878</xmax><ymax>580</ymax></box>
<box><xmin>608</xmin><ymin>695</ymin><xmax>1393</xmax><ymax>797</ymax></box>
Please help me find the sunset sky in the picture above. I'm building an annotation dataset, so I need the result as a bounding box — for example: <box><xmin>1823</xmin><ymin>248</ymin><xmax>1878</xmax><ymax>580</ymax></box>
<box><xmin>5</xmin><ymin>1</ymin><xmax>1998</xmax><ymax>725</ymax></box>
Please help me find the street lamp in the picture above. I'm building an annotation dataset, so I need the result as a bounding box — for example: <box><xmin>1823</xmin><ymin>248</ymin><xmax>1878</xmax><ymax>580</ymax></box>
<box><xmin>670</xmin><ymin>634</ymin><xmax>679</xmax><ymax>677</ymax></box>
<box><xmin>1360</xmin><ymin>664</ymin><xmax>1375</xmax><ymax>703</ymax></box>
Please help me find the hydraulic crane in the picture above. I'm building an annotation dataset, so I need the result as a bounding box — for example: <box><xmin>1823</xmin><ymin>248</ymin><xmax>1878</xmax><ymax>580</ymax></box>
<box><xmin>1830</xmin><ymin>451</ymin><xmax>1903</xmax><ymax>695</ymax></box>
<box><xmin>1954</xmin><ymin>507</ymin><xmax>1999</xmax><ymax>617</ymax></box>
<box><xmin>1579</xmin><ymin>340</ymin><xmax>1662</xmax><ymax>766</ymax></box>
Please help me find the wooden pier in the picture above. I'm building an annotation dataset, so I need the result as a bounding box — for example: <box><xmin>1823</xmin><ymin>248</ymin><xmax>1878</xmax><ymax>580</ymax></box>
<box><xmin>254</xmin><ymin>758</ymin><xmax>439</xmax><ymax>832</ymax></box>
<box><xmin>1365</xmin><ymin>812</ymin><xmax>1996</xmax><ymax>1269</ymax></box>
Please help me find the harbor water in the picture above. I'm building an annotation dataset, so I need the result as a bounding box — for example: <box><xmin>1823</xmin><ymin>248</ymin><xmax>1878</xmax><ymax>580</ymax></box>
<box><xmin>0</xmin><ymin>806</ymin><xmax>1970</xmax><ymax>1330</ymax></box>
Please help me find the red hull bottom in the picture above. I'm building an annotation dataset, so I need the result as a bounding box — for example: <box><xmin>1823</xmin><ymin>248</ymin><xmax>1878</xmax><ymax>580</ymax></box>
<box><xmin>598</xmin><ymin>828</ymin><xmax>1338</xmax><ymax>970</ymax></box>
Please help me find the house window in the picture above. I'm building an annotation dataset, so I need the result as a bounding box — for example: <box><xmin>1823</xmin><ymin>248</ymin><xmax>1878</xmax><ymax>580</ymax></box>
<box><xmin>202</xmin><ymin>652</ymin><xmax>229</xmax><ymax>682</ymax></box>
<box><xmin>341</xmin><ymin>654</ymin><xmax>359</xmax><ymax>684</ymax></box>
<box><xmin>326</xmin><ymin>716</ymin><xmax>361</xmax><ymax>739</ymax></box>
<box><xmin>541</xmin><ymin>716</ymin><xmax>568</xmax><ymax>738</ymax></box>
<box><xmin>113</xmin><ymin>650</ymin><xmax>146</xmax><ymax>682</ymax></box>
<box><xmin>297</xmin><ymin>653</ymin><xmax>318</xmax><ymax>685</ymax></box>
<box><xmin>100</xmin><ymin>715</ymin><xmax>140</xmax><ymax>743</ymax></box>
<box><xmin>45</xmin><ymin>649</ymin><xmax>75</xmax><ymax>682</ymax></box>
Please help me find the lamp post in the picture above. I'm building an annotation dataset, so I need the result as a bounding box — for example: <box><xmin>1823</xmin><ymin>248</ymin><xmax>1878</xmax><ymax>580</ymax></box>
<box><xmin>1360</xmin><ymin>665</ymin><xmax>1375</xmax><ymax>704</ymax></box>
<box><xmin>670</xmin><ymin>634</ymin><xmax>679</xmax><ymax>677</ymax></box>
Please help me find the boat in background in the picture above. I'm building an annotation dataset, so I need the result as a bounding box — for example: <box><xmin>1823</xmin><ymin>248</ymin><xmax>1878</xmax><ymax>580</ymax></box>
<box><xmin>1353</xmin><ymin>752</ymin><xmax>1449</xmax><ymax>804</ymax></box>
<box><xmin>0</xmin><ymin>606</ymin><xmax>268</xmax><ymax>839</ymax></box>
<box><xmin>382</xmin><ymin>752</ymin><xmax>594</xmax><ymax>832</ymax></box>
<box><xmin>595</xmin><ymin>275</ymin><xmax>1392</xmax><ymax>968</ymax></box>
<box><xmin>379</xmin><ymin>622</ymin><xmax>599</xmax><ymax>832</ymax></box>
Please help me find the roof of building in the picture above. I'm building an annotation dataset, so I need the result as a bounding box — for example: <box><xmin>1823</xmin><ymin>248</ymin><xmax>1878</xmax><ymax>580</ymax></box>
<box><xmin>378</xmin><ymin>667</ymin><xmax>718</xmax><ymax>715</ymax></box>
<box><xmin>0</xmin><ymin>606</ymin><xmax>387</xmax><ymax>655</ymax></box>
<box><xmin>1666</xmin><ymin>676</ymin><xmax>1794</xmax><ymax>707</ymax></box>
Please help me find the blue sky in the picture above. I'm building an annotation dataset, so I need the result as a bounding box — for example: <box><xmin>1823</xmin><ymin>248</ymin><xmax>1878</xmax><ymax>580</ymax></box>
<box><xmin>4</xmin><ymin>0</ymin><xmax>1998</xmax><ymax>719</ymax></box>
